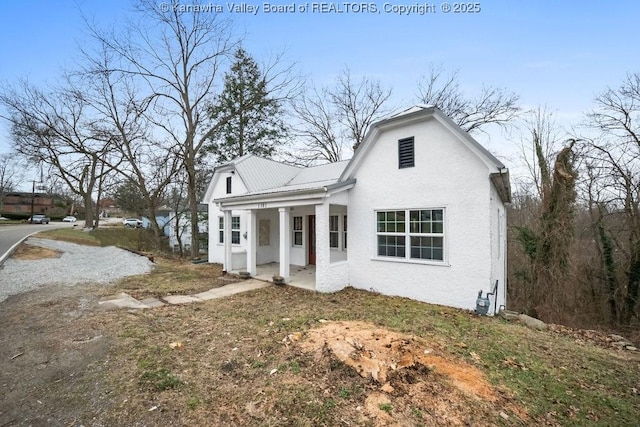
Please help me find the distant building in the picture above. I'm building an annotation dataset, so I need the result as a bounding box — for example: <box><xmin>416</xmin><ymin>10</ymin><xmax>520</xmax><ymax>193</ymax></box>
<box><xmin>1</xmin><ymin>192</ymin><xmax>54</xmax><ymax>215</ymax></box>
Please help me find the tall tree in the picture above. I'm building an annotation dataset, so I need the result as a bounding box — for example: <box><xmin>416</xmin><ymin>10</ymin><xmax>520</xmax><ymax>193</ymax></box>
<box><xmin>515</xmin><ymin>140</ymin><xmax>578</xmax><ymax>319</ymax></box>
<box><xmin>416</xmin><ymin>65</ymin><xmax>520</xmax><ymax>135</ymax></box>
<box><xmin>0</xmin><ymin>80</ymin><xmax>117</xmax><ymax>228</ymax></box>
<box><xmin>113</xmin><ymin>179</ymin><xmax>147</xmax><ymax>217</ymax></box>
<box><xmin>518</xmin><ymin>106</ymin><xmax>565</xmax><ymax>199</ymax></box>
<box><xmin>583</xmin><ymin>72</ymin><xmax>640</xmax><ymax>324</ymax></box>
<box><xmin>0</xmin><ymin>153</ymin><xmax>24</xmax><ymax>212</ymax></box>
<box><xmin>88</xmin><ymin>0</ymin><xmax>236</xmax><ymax>257</ymax></box>
<box><xmin>78</xmin><ymin>42</ymin><xmax>183</xmax><ymax>245</ymax></box>
<box><xmin>91</xmin><ymin>0</ymin><xmax>296</xmax><ymax>257</ymax></box>
<box><xmin>291</xmin><ymin>68</ymin><xmax>392</xmax><ymax>164</ymax></box>
<box><xmin>331</xmin><ymin>69</ymin><xmax>393</xmax><ymax>151</ymax></box>
<box><xmin>206</xmin><ymin>48</ymin><xmax>288</xmax><ymax>163</ymax></box>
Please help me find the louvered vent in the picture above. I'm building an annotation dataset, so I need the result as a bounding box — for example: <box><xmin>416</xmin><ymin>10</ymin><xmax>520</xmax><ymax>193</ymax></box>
<box><xmin>398</xmin><ymin>137</ymin><xmax>415</xmax><ymax>169</ymax></box>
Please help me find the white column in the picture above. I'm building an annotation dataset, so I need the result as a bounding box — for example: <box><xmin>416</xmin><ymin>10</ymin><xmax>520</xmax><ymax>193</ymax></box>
<box><xmin>278</xmin><ymin>207</ymin><xmax>290</xmax><ymax>281</ymax></box>
<box><xmin>223</xmin><ymin>209</ymin><xmax>232</xmax><ymax>273</ymax></box>
<box><xmin>315</xmin><ymin>202</ymin><xmax>330</xmax><ymax>285</ymax></box>
<box><xmin>246</xmin><ymin>209</ymin><xmax>257</xmax><ymax>276</ymax></box>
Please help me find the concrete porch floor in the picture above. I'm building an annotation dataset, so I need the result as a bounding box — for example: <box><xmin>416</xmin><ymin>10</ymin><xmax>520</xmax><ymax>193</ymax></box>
<box><xmin>252</xmin><ymin>262</ymin><xmax>316</xmax><ymax>291</ymax></box>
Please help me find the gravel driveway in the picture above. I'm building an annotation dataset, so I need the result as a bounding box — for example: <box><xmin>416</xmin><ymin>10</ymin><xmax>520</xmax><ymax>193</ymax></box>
<box><xmin>0</xmin><ymin>237</ymin><xmax>155</xmax><ymax>303</ymax></box>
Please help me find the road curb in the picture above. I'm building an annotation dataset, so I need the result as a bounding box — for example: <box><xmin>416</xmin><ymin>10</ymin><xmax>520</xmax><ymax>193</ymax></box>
<box><xmin>0</xmin><ymin>231</ymin><xmax>41</xmax><ymax>267</ymax></box>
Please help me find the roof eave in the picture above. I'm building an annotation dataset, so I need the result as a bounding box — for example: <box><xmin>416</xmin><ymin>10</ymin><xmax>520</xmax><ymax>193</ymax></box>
<box><xmin>490</xmin><ymin>169</ymin><xmax>512</xmax><ymax>204</ymax></box>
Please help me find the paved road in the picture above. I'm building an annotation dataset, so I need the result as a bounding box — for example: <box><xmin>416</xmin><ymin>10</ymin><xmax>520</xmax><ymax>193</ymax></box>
<box><xmin>0</xmin><ymin>223</ymin><xmax>73</xmax><ymax>264</ymax></box>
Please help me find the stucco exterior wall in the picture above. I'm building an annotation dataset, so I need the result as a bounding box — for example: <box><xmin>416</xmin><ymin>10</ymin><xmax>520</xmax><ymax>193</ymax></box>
<box><xmin>490</xmin><ymin>183</ymin><xmax>507</xmax><ymax>311</ymax></box>
<box><xmin>347</xmin><ymin>118</ymin><xmax>496</xmax><ymax>310</ymax></box>
<box><xmin>207</xmin><ymin>171</ymin><xmax>249</xmax><ymax>264</ymax></box>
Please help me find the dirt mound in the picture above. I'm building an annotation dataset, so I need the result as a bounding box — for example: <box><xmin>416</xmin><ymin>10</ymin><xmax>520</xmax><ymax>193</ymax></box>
<box><xmin>299</xmin><ymin>321</ymin><xmax>525</xmax><ymax>425</ymax></box>
<box><xmin>12</xmin><ymin>243</ymin><xmax>62</xmax><ymax>260</ymax></box>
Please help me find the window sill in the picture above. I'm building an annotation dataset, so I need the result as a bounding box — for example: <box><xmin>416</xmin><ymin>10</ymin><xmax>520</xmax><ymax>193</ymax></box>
<box><xmin>216</xmin><ymin>243</ymin><xmax>242</xmax><ymax>247</ymax></box>
<box><xmin>371</xmin><ymin>256</ymin><xmax>450</xmax><ymax>267</ymax></box>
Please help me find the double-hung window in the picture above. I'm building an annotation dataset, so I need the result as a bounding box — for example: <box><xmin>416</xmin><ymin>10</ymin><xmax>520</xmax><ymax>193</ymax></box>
<box><xmin>376</xmin><ymin>209</ymin><xmax>444</xmax><ymax>261</ymax></box>
<box><xmin>219</xmin><ymin>216</ymin><xmax>241</xmax><ymax>244</ymax></box>
<box><xmin>343</xmin><ymin>215</ymin><xmax>348</xmax><ymax>249</ymax></box>
<box><xmin>293</xmin><ymin>216</ymin><xmax>303</xmax><ymax>246</ymax></box>
<box><xmin>329</xmin><ymin>215</ymin><xmax>339</xmax><ymax>248</ymax></box>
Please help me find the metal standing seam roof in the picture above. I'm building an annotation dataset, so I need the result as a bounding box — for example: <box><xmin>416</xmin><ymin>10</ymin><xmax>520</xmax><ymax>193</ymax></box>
<box><xmin>213</xmin><ymin>157</ymin><xmax>351</xmax><ymax>202</ymax></box>
<box><xmin>238</xmin><ymin>161</ymin><xmax>351</xmax><ymax>197</ymax></box>
<box><xmin>231</xmin><ymin>155</ymin><xmax>300</xmax><ymax>192</ymax></box>
<box><xmin>286</xmin><ymin>160</ymin><xmax>349</xmax><ymax>186</ymax></box>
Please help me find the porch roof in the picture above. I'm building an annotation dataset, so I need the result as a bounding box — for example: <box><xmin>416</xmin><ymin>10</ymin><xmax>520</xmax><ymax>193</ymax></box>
<box><xmin>214</xmin><ymin>160</ymin><xmax>352</xmax><ymax>207</ymax></box>
<box><xmin>215</xmin><ymin>178</ymin><xmax>356</xmax><ymax>207</ymax></box>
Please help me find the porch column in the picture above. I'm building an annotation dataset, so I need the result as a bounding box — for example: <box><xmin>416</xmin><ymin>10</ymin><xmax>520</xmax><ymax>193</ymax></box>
<box><xmin>278</xmin><ymin>207</ymin><xmax>290</xmax><ymax>281</ymax></box>
<box><xmin>223</xmin><ymin>209</ymin><xmax>232</xmax><ymax>273</ymax></box>
<box><xmin>315</xmin><ymin>202</ymin><xmax>330</xmax><ymax>284</ymax></box>
<box><xmin>246</xmin><ymin>209</ymin><xmax>257</xmax><ymax>276</ymax></box>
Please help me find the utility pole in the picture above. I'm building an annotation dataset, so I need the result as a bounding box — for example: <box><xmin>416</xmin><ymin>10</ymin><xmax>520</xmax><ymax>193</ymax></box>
<box><xmin>29</xmin><ymin>179</ymin><xmax>35</xmax><ymax>223</ymax></box>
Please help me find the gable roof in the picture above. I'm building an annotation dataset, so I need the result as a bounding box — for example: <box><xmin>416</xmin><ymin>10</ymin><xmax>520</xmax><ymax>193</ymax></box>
<box><xmin>204</xmin><ymin>106</ymin><xmax>511</xmax><ymax>205</ymax></box>
<box><xmin>202</xmin><ymin>155</ymin><xmax>300</xmax><ymax>202</ymax></box>
<box><xmin>214</xmin><ymin>160</ymin><xmax>352</xmax><ymax>204</ymax></box>
<box><xmin>340</xmin><ymin>105</ymin><xmax>507</xmax><ymax>181</ymax></box>
<box><xmin>228</xmin><ymin>154</ymin><xmax>301</xmax><ymax>192</ymax></box>
<box><xmin>338</xmin><ymin>105</ymin><xmax>511</xmax><ymax>203</ymax></box>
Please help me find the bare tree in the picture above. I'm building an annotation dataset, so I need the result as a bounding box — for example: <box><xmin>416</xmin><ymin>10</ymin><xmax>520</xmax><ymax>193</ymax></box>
<box><xmin>0</xmin><ymin>153</ymin><xmax>25</xmax><ymax>212</ymax></box>
<box><xmin>77</xmin><ymin>43</ymin><xmax>183</xmax><ymax>246</ymax></box>
<box><xmin>291</xmin><ymin>69</ymin><xmax>392</xmax><ymax>163</ymax></box>
<box><xmin>290</xmin><ymin>87</ymin><xmax>343</xmax><ymax>164</ymax></box>
<box><xmin>517</xmin><ymin>106</ymin><xmax>566</xmax><ymax>199</ymax></box>
<box><xmin>416</xmin><ymin>65</ymin><xmax>520</xmax><ymax>135</ymax></box>
<box><xmin>85</xmin><ymin>0</ymin><xmax>237</xmax><ymax>257</ymax></box>
<box><xmin>0</xmin><ymin>80</ymin><xmax>117</xmax><ymax>228</ymax></box>
<box><xmin>331</xmin><ymin>69</ymin><xmax>393</xmax><ymax>151</ymax></box>
<box><xmin>582</xmin><ymin>72</ymin><xmax>640</xmax><ymax>324</ymax></box>
<box><xmin>90</xmin><ymin>1</ymin><xmax>297</xmax><ymax>257</ymax></box>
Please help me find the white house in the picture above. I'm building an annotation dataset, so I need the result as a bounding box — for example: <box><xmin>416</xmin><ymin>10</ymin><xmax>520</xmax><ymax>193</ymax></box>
<box><xmin>202</xmin><ymin>106</ymin><xmax>510</xmax><ymax>312</ymax></box>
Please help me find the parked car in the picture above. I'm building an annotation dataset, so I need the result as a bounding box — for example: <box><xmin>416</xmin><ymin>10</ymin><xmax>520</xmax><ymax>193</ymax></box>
<box><xmin>62</xmin><ymin>216</ymin><xmax>77</xmax><ymax>222</ymax></box>
<box><xmin>30</xmin><ymin>214</ymin><xmax>50</xmax><ymax>224</ymax></box>
<box><xmin>122</xmin><ymin>218</ymin><xmax>142</xmax><ymax>228</ymax></box>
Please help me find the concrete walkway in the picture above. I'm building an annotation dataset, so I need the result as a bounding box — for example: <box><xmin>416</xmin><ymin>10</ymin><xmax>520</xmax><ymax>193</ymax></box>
<box><xmin>98</xmin><ymin>279</ymin><xmax>270</xmax><ymax>310</ymax></box>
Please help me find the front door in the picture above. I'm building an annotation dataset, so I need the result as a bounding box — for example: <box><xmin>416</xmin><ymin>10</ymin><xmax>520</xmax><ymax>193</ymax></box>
<box><xmin>308</xmin><ymin>215</ymin><xmax>316</xmax><ymax>265</ymax></box>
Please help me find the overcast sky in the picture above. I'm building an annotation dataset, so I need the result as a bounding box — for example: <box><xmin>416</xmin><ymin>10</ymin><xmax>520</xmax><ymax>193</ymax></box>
<box><xmin>1</xmin><ymin>0</ymin><xmax>639</xmax><ymax>174</ymax></box>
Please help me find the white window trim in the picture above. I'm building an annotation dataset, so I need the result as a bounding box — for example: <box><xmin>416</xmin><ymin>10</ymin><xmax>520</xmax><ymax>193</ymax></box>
<box><xmin>329</xmin><ymin>215</ymin><xmax>339</xmax><ymax>249</ymax></box>
<box><xmin>217</xmin><ymin>215</ymin><xmax>242</xmax><ymax>246</ymax></box>
<box><xmin>292</xmin><ymin>215</ymin><xmax>304</xmax><ymax>248</ymax></box>
<box><xmin>373</xmin><ymin>208</ymin><xmax>448</xmax><ymax>265</ymax></box>
<box><xmin>328</xmin><ymin>213</ymin><xmax>347</xmax><ymax>252</ymax></box>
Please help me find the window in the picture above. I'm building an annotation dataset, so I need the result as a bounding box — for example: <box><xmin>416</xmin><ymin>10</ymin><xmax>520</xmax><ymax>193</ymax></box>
<box><xmin>293</xmin><ymin>216</ymin><xmax>303</xmax><ymax>246</ymax></box>
<box><xmin>343</xmin><ymin>215</ymin><xmax>348</xmax><ymax>249</ymax></box>
<box><xmin>376</xmin><ymin>209</ymin><xmax>444</xmax><ymax>261</ymax></box>
<box><xmin>231</xmin><ymin>216</ymin><xmax>240</xmax><ymax>244</ymax></box>
<box><xmin>398</xmin><ymin>137</ymin><xmax>415</xmax><ymax>168</ymax></box>
<box><xmin>376</xmin><ymin>210</ymin><xmax>405</xmax><ymax>257</ymax></box>
<box><xmin>329</xmin><ymin>215</ymin><xmax>339</xmax><ymax>248</ymax></box>
<box><xmin>219</xmin><ymin>215</ymin><xmax>241</xmax><ymax>244</ymax></box>
<box><xmin>226</xmin><ymin>176</ymin><xmax>232</xmax><ymax>194</ymax></box>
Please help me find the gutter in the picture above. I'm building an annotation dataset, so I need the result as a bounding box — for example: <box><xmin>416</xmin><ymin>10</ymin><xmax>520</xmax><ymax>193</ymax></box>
<box><xmin>215</xmin><ymin>178</ymin><xmax>356</xmax><ymax>206</ymax></box>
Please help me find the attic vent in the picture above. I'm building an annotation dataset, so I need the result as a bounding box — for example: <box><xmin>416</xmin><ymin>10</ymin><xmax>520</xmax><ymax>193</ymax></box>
<box><xmin>398</xmin><ymin>137</ymin><xmax>415</xmax><ymax>169</ymax></box>
<box><xmin>226</xmin><ymin>176</ymin><xmax>232</xmax><ymax>194</ymax></box>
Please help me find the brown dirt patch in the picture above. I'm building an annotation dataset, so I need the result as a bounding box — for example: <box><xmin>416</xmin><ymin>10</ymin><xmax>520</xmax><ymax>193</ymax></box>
<box><xmin>299</xmin><ymin>320</ymin><xmax>526</xmax><ymax>425</ymax></box>
<box><xmin>12</xmin><ymin>243</ymin><xmax>62</xmax><ymax>260</ymax></box>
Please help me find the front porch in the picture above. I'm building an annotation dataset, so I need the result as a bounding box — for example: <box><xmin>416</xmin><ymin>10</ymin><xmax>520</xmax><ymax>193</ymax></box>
<box><xmin>253</xmin><ymin>262</ymin><xmax>316</xmax><ymax>291</ymax></box>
